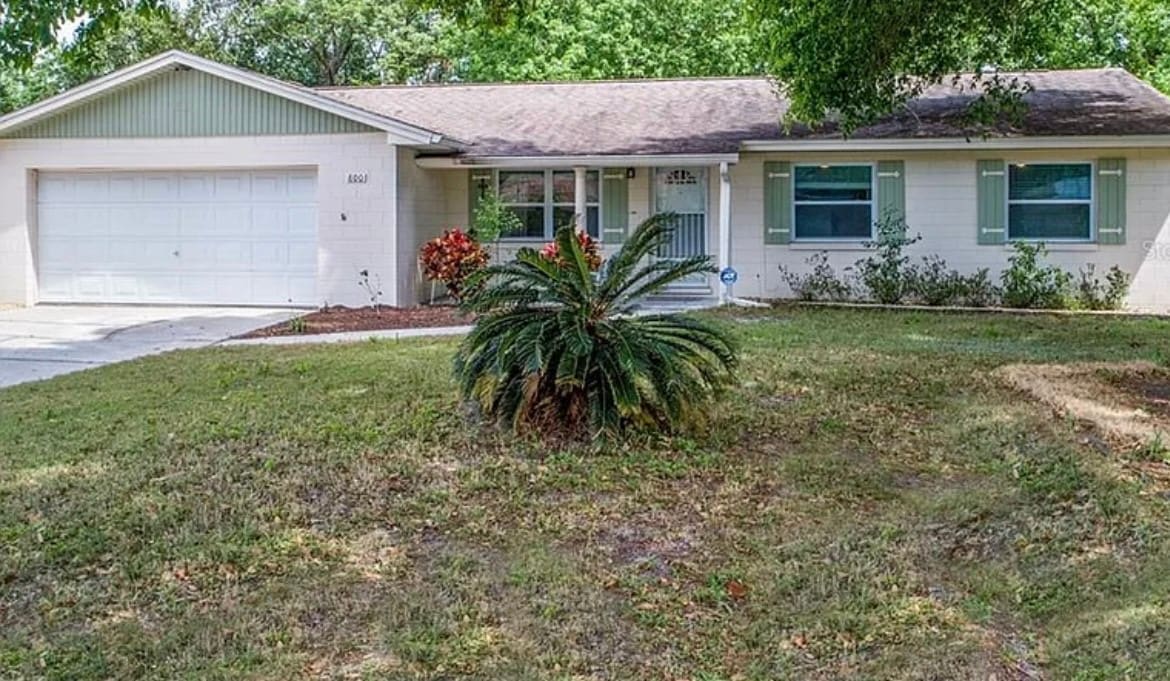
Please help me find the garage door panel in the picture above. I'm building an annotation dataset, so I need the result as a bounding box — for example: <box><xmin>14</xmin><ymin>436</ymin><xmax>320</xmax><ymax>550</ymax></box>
<box><xmin>74</xmin><ymin>176</ymin><xmax>110</xmax><ymax>201</ymax></box>
<box><xmin>288</xmin><ymin>174</ymin><xmax>316</xmax><ymax>195</ymax></box>
<box><xmin>142</xmin><ymin>175</ymin><xmax>177</xmax><ymax>201</ymax></box>
<box><xmin>251</xmin><ymin>174</ymin><xmax>286</xmax><ymax>200</ymax></box>
<box><xmin>213</xmin><ymin>206</ymin><xmax>252</xmax><ymax>235</ymax></box>
<box><xmin>252</xmin><ymin>205</ymin><xmax>289</xmax><ymax>235</ymax></box>
<box><xmin>38</xmin><ymin>169</ymin><xmax>318</xmax><ymax>305</ymax></box>
<box><xmin>108</xmin><ymin>176</ymin><xmax>140</xmax><ymax>201</ymax></box>
<box><xmin>212</xmin><ymin>242</ymin><xmax>253</xmax><ymax>267</ymax></box>
<box><xmin>288</xmin><ymin>207</ymin><xmax>316</xmax><ymax>236</ymax></box>
<box><xmin>214</xmin><ymin>174</ymin><xmax>251</xmax><ymax>201</ymax></box>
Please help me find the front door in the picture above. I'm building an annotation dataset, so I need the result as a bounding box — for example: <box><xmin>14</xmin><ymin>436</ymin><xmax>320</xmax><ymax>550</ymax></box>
<box><xmin>653</xmin><ymin>167</ymin><xmax>709</xmax><ymax>289</ymax></box>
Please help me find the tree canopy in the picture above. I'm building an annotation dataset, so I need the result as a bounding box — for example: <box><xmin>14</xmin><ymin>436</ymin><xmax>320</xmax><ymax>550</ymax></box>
<box><xmin>1</xmin><ymin>0</ymin><xmax>1168</xmax><ymax>128</ymax></box>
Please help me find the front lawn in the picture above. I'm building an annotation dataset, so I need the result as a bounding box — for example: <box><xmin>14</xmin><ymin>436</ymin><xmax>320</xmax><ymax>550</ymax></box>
<box><xmin>3</xmin><ymin>307</ymin><xmax>1170</xmax><ymax>680</ymax></box>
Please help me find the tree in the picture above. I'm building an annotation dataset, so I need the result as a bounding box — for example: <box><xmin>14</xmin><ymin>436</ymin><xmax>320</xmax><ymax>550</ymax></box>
<box><xmin>441</xmin><ymin>0</ymin><xmax>765</xmax><ymax>82</ymax></box>
<box><xmin>219</xmin><ymin>0</ymin><xmax>450</xmax><ymax>86</ymax></box>
<box><xmin>455</xmin><ymin>217</ymin><xmax>737</xmax><ymax>438</ymax></box>
<box><xmin>0</xmin><ymin>0</ymin><xmax>157</xmax><ymax>67</ymax></box>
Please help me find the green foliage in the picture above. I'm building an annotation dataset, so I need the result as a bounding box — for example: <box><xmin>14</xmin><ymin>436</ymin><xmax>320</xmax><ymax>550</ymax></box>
<box><xmin>855</xmin><ymin>215</ymin><xmax>921</xmax><ymax>305</ymax></box>
<box><xmin>908</xmin><ymin>257</ymin><xmax>1000</xmax><ymax>307</ymax></box>
<box><xmin>1000</xmin><ymin>242</ymin><xmax>1074</xmax><ymax>309</ymax></box>
<box><xmin>1074</xmin><ymin>264</ymin><xmax>1131</xmax><ymax>311</ymax></box>
<box><xmin>440</xmin><ymin>0</ymin><xmax>767</xmax><ymax>82</ymax></box>
<box><xmin>471</xmin><ymin>189</ymin><xmax>523</xmax><ymax>243</ymax></box>
<box><xmin>454</xmin><ymin>216</ymin><xmax>737</xmax><ymax>438</ymax></box>
<box><xmin>778</xmin><ymin>252</ymin><xmax>854</xmax><ymax>302</ymax></box>
<box><xmin>748</xmin><ymin>0</ymin><xmax>1066</xmax><ymax>130</ymax></box>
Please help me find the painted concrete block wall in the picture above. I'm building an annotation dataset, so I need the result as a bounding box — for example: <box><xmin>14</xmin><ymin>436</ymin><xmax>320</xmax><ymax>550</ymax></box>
<box><xmin>728</xmin><ymin>150</ymin><xmax>1170</xmax><ymax>311</ymax></box>
<box><xmin>396</xmin><ymin>148</ymin><xmax>452</xmax><ymax>304</ymax></box>
<box><xmin>0</xmin><ymin>133</ymin><xmax>398</xmax><ymax>307</ymax></box>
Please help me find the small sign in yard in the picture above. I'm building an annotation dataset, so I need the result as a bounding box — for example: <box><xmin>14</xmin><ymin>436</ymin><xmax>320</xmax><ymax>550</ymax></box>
<box><xmin>719</xmin><ymin>267</ymin><xmax>739</xmax><ymax>286</ymax></box>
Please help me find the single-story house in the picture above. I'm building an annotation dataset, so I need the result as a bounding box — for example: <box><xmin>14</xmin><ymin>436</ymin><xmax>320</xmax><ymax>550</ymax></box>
<box><xmin>1</xmin><ymin>50</ymin><xmax>1169</xmax><ymax>310</ymax></box>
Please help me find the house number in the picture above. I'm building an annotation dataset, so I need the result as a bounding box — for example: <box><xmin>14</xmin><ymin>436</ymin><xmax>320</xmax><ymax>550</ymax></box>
<box><xmin>346</xmin><ymin>172</ymin><xmax>369</xmax><ymax>184</ymax></box>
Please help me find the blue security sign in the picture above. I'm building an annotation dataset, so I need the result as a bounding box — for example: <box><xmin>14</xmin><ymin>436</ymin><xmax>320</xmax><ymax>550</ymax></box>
<box><xmin>719</xmin><ymin>267</ymin><xmax>739</xmax><ymax>286</ymax></box>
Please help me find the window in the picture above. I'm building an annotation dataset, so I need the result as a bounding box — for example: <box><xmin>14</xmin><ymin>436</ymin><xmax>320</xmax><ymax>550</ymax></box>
<box><xmin>497</xmin><ymin>169</ymin><xmax>600</xmax><ymax>239</ymax></box>
<box><xmin>793</xmin><ymin>164</ymin><xmax>874</xmax><ymax>240</ymax></box>
<box><xmin>1008</xmin><ymin>163</ymin><xmax>1093</xmax><ymax>241</ymax></box>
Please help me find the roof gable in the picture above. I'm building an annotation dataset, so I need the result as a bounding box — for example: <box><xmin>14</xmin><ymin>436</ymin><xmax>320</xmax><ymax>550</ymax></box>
<box><xmin>4</xmin><ymin>68</ymin><xmax>378</xmax><ymax>138</ymax></box>
<box><xmin>0</xmin><ymin>51</ymin><xmax>449</xmax><ymax>144</ymax></box>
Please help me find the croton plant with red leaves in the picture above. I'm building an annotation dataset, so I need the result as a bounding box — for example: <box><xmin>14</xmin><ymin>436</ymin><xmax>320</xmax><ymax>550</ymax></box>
<box><xmin>540</xmin><ymin>231</ymin><xmax>603</xmax><ymax>272</ymax></box>
<box><xmin>419</xmin><ymin>228</ymin><xmax>490</xmax><ymax>300</ymax></box>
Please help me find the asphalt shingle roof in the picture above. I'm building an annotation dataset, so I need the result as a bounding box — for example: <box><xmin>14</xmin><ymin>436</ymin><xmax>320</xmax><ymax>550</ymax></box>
<box><xmin>315</xmin><ymin>68</ymin><xmax>1170</xmax><ymax>157</ymax></box>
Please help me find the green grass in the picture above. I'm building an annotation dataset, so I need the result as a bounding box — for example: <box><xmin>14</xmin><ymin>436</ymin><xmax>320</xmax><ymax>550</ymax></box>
<box><xmin>3</xmin><ymin>306</ymin><xmax>1170</xmax><ymax>680</ymax></box>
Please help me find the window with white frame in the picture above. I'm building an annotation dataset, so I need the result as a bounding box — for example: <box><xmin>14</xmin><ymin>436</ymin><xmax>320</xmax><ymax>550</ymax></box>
<box><xmin>1007</xmin><ymin>163</ymin><xmax>1093</xmax><ymax>241</ymax></box>
<box><xmin>496</xmin><ymin>169</ymin><xmax>600</xmax><ymax>239</ymax></box>
<box><xmin>793</xmin><ymin>164</ymin><xmax>875</xmax><ymax>240</ymax></box>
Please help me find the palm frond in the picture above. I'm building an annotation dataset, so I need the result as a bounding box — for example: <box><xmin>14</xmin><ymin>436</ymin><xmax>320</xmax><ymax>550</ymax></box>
<box><xmin>453</xmin><ymin>217</ymin><xmax>738</xmax><ymax>439</ymax></box>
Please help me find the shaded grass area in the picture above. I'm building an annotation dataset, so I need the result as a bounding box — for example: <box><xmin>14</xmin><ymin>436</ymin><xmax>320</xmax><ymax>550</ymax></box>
<box><xmin>3</xmin><ymin>306</ymin><xmax>1170</xmax><ymax>680</ymax></box>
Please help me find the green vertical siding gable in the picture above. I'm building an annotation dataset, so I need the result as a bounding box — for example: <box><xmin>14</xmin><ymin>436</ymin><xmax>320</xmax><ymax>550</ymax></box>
<box><xmin>976</xmin><ymin>160</ymin><xmax>1007</xmax><ymax>245</ymax></box>
<box><xmin>3</xmin><ymin>69</ymin><xmax>378</xmax><ymax>138</ymax></box>
<box><xmin>601</xmin><ymin>168</ymin><xmax>629</xmax><ymax>243</ymax></box>
<box><xmin>1096</xmin><ymin>158</ymin><xmax>1127</xmax><ymax>245</ymax></box>
<box><xmin>876</xmin><ymin>160</ymin><xmax>905</xmax><ymax>224</ymax></box>
<box><xmin>763</xmin><ymin>161</ymin><xmax>792</xmax><ymax>245</ymax></box>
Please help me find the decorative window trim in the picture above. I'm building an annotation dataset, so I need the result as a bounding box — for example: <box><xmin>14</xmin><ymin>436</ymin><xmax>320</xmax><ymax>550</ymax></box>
<box><xmin>1006</xmin><ymin>161</ymin><xmax>1095</xmax><ymax>243</ymax></box>
<box><xmin>792</xmin><ymin>162</ymin><xmax>877</xmax><ymax>242</ymax></box>
<box><xmin>495</xmin><ymin>169</ymin><xmax>602</xmax><ymax>241</ymax></box>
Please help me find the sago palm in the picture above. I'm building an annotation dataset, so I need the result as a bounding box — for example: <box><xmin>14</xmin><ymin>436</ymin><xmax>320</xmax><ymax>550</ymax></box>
<box><xmin>454</xmin><ymin>214</ymin><xmax>737</xmax><ymax>437</ymax></box>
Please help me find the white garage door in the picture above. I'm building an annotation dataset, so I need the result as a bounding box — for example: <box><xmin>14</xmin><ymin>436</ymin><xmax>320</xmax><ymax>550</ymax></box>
<box><xmin>37</xmin><ymin>169</ymin><xmax>318</xmax><ymax>306</ymax></box>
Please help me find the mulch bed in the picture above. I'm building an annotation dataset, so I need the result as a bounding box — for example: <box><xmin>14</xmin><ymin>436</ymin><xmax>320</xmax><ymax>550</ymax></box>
<box><xmin>239</xmin><ymin>305</ymin><xmax>473</xmax><ymax>338</ymax></box>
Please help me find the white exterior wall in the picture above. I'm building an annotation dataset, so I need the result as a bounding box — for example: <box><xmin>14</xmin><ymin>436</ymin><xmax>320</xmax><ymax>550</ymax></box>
<box><xmin>395</xmin><ymin>147</ymin><xmax>454</xmax><ymax>304</ymax></box>
<box><xmin>728</xmin><ymin>149</ymin><xmax>1170</xmax><ymax>311</ymax></box>
<box><xmin>0</xmin><ymin>133</ymin><xmax>401</xmax><ymax>307</ymax></box>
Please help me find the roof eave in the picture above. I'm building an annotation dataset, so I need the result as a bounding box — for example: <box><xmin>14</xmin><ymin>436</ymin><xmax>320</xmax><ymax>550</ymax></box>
<box><xmin>415</xmin><ymin>152</ymin><xmax>741</xmax><ymax>168</ymax></box>
<box><xmin>0</xmin><ymin>50</ymin><xmax>448</xmax><ymax>145</ymax></box>
<box><xmin>740</xmin><ymin>134</ymin><xmax>1170</xmax><ymax>152</ymax></box>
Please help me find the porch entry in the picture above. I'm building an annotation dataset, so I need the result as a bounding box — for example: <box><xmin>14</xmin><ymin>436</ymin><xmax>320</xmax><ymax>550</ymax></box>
<box><xmin>653</xmin><ymin>167</ymin><xmax>709</xmax><ymax>290</ymax></box>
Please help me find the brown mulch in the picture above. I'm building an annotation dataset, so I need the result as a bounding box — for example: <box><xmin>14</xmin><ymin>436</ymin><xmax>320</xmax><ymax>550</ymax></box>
<box><xmin>239</xmin><ymin>305</ymin><xmax>473</xmax><ymax>338</ymax></box>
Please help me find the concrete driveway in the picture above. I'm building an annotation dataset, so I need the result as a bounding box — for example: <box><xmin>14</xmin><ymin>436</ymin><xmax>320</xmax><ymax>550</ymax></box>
<box><xmin>0</xmin><ymin>305</ymin><xmax>299</xmax><ymax>388</ymax></box>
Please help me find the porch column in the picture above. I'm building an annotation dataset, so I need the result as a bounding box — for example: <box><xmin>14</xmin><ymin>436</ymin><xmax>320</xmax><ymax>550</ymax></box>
<box><xmin>718</xmin><ymin>161</ymin><xmax>732</xmax><ymax>304</ymax></box>
<box><xmin>573</xmin><ymin>166</ymin><xmax>587</xmax><ymax>233</ymax></box>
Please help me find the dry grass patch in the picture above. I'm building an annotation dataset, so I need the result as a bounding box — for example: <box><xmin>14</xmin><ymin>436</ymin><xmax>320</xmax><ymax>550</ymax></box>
<box><xmin>995</xmin><ymin>361</ymin><xmax>1170</xmax><ymax>451</ymax></box>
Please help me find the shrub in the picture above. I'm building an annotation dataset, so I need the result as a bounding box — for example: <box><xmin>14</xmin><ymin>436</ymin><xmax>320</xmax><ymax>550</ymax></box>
<box><xmin>908</xmin><ymin>258</ymin><xmax>1001</xmax><ymax>308</ymax></box>
<box><xmin>471</xmin><ymin>190</ymin><xmax>523</xmax><ymax>244</ymax></box>
<box><xmin>855</xmin><ymin>214</ymin><xmax>921</xmax><ymax>304</ymax></box>
<box><xmin>540</xmin><ymin>230</ymin><xmax>603</xmax><ymax>271</ymax></box>
<box><xmin>779</xmin><ymin>252</ymin><xmax>854</xmax><ymax>301</ymax></box>
<box><xmin>419</xmin><ymin>228</ymin><xmax>490</xmax><ymax>301</ymax></box>
<box><xmin>455</xmin><ymin>215</ymin><xmax>737</xmax><ymax>438</ymax></box>
<box><xmin>1074</xmin><ymin>264</ymin><xmax>1131</xmax><ymax>310</ymax></box>
<box><xmin>1000</xmin><ymin>242</ymin><xmax>1073</xmax><ymax>309</ymax></box>
<box><xmin>957</xmin><ymin>268</ymin><xmax>1000</xmax><ymax>308</ymax></box>
<box><xmin>908</xmin><ymin>255</ymin><xmax>965</xmax><ymax>306</ymax></box>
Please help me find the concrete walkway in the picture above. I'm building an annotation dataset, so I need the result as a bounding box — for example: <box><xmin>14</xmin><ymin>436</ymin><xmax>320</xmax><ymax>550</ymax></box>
<box><xmin>0</xmin><ymin>305</ymin><xmax>298</xmax><ymax>387</ymax></box>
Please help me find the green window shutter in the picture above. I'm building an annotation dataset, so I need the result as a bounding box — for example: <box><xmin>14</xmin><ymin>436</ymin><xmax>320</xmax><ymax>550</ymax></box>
<box><xmin>876</xmin><ymin>161</ymin><xmax>905</xmax><ymax>223</ymax></box>
<box><xmin>468</xmin><ymin>170</ymin><xmax>492</xmax><ymax>230</ymax></box>
<box><xmin>1096</xmin><ymin>158</ymin><xmax>1127</xmax><ymax>245</ymax></box>
<box><xmin>976</xmin><ymin>160</ymin><xmax>1007</xmax><ymax>245</ymax></box>
<box><xmin>764</xmin><ymin>161</ymin><xmax>792</xmax><ymax>244</ymax></box>
<box><xmin>601</xmin><ymin>168</ymin><xmax>629</xmax><ymax>243</ymax></box>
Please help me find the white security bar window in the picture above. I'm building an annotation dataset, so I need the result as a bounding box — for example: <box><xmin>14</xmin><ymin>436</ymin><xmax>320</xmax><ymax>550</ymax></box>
<box><xmin>1008</xmin><ymin>163</ymin><xmax>1093</xmax><ymax>241</ymax></box>
<box><xmin>498</xmin><ymin>169</ymin><xmax>601</xmax><ymax>239</ymax></box>
<box><xmin>793</xmin><ymin>164</ymin><xmax>875</xmax><ymax>240</ymax></box>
